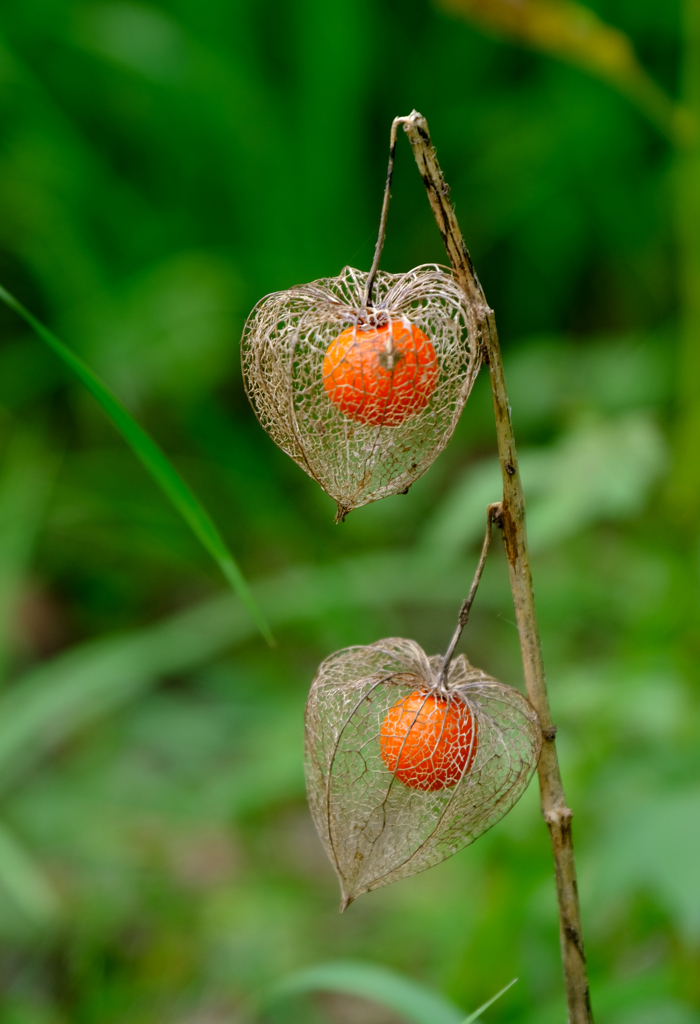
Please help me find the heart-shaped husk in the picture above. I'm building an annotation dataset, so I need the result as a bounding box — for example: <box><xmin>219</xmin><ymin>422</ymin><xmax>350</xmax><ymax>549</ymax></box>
<box><xmin>304</xmin><ymin>638</ymin><xmax>541</xmax><ymax>908</ymax></box>
<box><xmin>241</xmin><ymin>265</ymin><xmax>480</xmax><ymax>520</ymax></box>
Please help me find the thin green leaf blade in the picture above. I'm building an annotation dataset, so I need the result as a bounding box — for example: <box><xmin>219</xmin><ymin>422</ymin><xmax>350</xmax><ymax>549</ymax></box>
<box><xmin>460</xmin><ymin>978</ymin><xmax>518</xmax><ymax>1022</ymax></box>
<box><xmin>271</xmin><ymin>961</ymin><xmax>465</xmax><ymax>1024</ymax></box>
<box><xmin>0</xmin><ymin>283</ymin><xmax>272</xmax><ymax>644</ymax></box>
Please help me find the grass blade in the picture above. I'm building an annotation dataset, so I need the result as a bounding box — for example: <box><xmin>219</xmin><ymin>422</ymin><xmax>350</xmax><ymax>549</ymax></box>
<box><xmin>271</xmin><ymin>961</ymin><xmax>465</xmax><ymax>1024</ymax></box>
<box><xmin>0</xmin><ymin>283</ymin><xmax>272</xmax><ymax>645</ymax></box>
<box><xmin>460</xmin><ymin>978</ymin><xmax>518</xmax><ymax>1022</ymax></box>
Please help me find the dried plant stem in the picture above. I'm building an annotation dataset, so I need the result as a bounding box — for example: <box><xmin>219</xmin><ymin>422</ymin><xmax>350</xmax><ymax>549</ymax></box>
<box><xmin>399</xmin><ymin>110</ymin><xmax>593</xmax><ymax>1023</ymax></box>
<box><xmin>438</xmin><ymin>502</ymin><xmax>499</xmax><ymax>690</ymax></box>
<box><xmin>363</xmin><ymin>119</ymin><xmax>401</xmax><ymax>308</ymax></box>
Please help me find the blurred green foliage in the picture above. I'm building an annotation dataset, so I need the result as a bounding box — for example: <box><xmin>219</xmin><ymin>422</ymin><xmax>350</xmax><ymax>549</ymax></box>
<box><xmin>0</xmin><ymin>1</ymin><xmax>697</xmax><ymax>1022</ymax></box>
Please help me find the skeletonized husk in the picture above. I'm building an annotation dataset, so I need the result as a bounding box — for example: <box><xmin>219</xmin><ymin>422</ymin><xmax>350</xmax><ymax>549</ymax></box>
<box><xmin>304</xmin><ymin>638</ymin><xmax>541</xmax><ymax>908</ymax></box>
<box><xmin>241</xmin><ymin>265</ymin><xmax>480</xmax><ymax>520</ymax></box>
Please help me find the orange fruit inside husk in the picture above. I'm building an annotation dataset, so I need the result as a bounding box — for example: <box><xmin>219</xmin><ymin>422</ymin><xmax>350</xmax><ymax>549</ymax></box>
<box><xmin>322</xmin><ymin>319</ymin><xmax>438</xmax><ymax>426</ymax></box>
<box><xmin>380</xmin><ymin>689</ymin><xmax>478</xmax><ymax>792</ymax></box>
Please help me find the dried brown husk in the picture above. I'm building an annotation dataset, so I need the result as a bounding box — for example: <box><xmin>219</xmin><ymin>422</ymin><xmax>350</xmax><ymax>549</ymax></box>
<box><xmin>304</xmin><ymin>638</ymin><xmax>542</xmax><ymax>909</ymax></box>
<box><xmin>241</xmin><ymin>265</ymin><xmax>480</xmax><ymax>520</ymax></box>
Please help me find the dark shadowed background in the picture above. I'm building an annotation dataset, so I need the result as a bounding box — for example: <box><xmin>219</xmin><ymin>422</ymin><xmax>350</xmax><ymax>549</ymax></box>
<box><xmin>0</xmin><ymin>0</ymin><xmax>698</xmax><ymax>1021</ymax></box>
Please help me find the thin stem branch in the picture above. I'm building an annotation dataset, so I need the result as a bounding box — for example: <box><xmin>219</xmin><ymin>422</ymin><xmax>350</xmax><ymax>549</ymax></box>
<box><xmin>438</xmin><ymin>502</ymin><xmax>499</xmax><ymax>690</ymax></box>
<box><xmin>398</xmin><ymin>110</ymin><xmax>593</xmax><ymax>1024</ymax></box>
<box><xmin>363</xmin><ymin>118</ymin><xmax>405</xmax><ymax>309</ymax></box>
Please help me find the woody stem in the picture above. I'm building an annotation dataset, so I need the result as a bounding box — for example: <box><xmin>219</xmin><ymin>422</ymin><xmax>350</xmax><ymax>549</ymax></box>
<box><xmin>437</xmin><ymin>503</ymin><xmax>498</xmax><ymax>690</ymax></box>
<box><xmin>400</xmin><ymin>110</ymin><xmax>593</xmax><ymax>1024</ymax></box>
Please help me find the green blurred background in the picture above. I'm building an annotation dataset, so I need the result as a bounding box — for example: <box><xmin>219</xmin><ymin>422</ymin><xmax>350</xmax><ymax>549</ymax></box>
<box><xmin>0</xmin><ymin>0</ymin><xmax>698</xmax><ymax>1021</ymax></box>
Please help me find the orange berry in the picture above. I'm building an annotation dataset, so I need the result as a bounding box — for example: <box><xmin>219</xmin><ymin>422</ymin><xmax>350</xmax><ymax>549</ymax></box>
<box><xmin>379</xmin><ymin>690</ymin><xmax>478</xmax><ymax>792</ymax></box>
<box><xmin>322</xmin><ymin>319</ymin><xmax>438</xmax><ymax>426</ymax></box>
